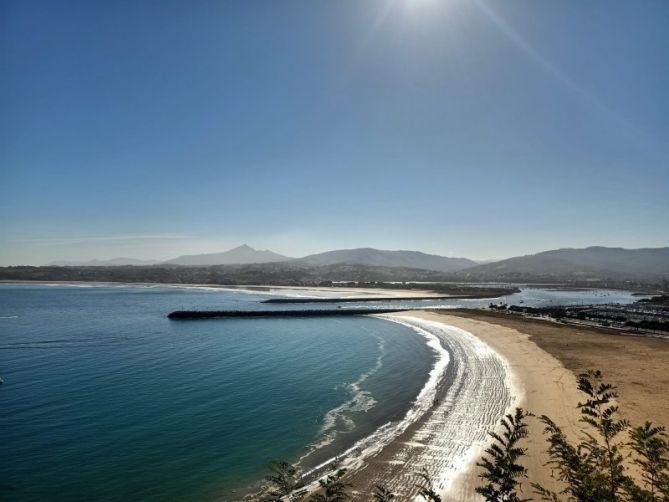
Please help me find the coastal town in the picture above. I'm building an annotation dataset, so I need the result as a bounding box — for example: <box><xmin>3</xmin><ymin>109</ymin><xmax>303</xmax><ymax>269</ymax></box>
<box><xmin>488</xmin><ymin>294</ymin><xmax>669</xmax><ymax>336</ymax></box>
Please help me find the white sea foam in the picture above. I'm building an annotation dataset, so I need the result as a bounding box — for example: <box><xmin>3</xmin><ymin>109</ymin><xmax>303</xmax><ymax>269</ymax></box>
<box><xmin>40</xmin><ymin>282</ymin><xmax>156</xmax><ymax>289</ymax></box>
<box><xmin>160</xmin><ymin>285</ymin><xmax>326</xmax><ymax>297</ymax></box>
<box><xmin>44</xmin><ymin>283</ymin><xmax>96</xmax><ymax>288</ymax></box>
<box><xmin>299</xmin><ymin>317</ymin><xmax>450</xmax><ymax>479</ymax></box>
<box><xmin>297</xmin><ymin>315</ymin><xmax>521</xmax><ymax>501</ymax></box>
<box><xmin>299</xmin><ymin>337</ymin><xmax>387</xmax><ymax>458</ymax></box>
<box><xmin>167</xmin><ymin>285</ymin><xmax>244</xmax><ymax>293</ymax></box>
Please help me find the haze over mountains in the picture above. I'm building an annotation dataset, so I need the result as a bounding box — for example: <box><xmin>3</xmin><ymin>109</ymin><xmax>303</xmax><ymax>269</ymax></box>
<box><xmin>164</xmin><ymin>245</ymin><xmax>290</xmax><ymax>266</ymax></box>
<box><xmin>44</xmin><ymin>245</ymin><xmax>669</xmax><ymax>283</ymax></box>
<box><xmin>457</xmin><ymin>247</ymin><xmax>669</xmax><ymax>281</ymax></box>
<box><xmin>49</xmin><ymin>245</ymin><xmax>476</xmax><ymax>272</ymax></box>
<box><xmin>293</xmin><ymin>248</ymin><xmax>476</xmax><ymax>272</ymax></box>
<box><xmin>51</xmin><ymin>258</ymin><xmax>160</xmax><ymax>266</ymax></box>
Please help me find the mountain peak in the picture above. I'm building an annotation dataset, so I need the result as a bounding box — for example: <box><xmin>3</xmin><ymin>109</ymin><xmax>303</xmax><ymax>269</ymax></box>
<box><xmin>233</xmin><ymin>244</ymin><xmax>255</xmax><ymax>251</ymax></box>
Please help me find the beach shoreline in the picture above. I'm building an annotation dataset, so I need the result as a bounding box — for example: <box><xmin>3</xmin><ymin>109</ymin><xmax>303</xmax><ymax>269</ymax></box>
<box><xmin>0</xmin><ymin>280</ymin><xmax>514</xmax><ymax>300</ymax></box>
<box><xmin>5</xmin><ymin>281</ymin><xmax>665</xmax><ymax>500</ymax></box>
<box><xmin>407</xmin><ymin>311</ymin><xmax>584</xmax><ymax>499</ymax></box>
<box><xmin>292</xmin><ymin>313</ymin><xmax>519</xmax><ymax>501</ymax></box>
<box><xmin>5</xmin><ymin>282</ymin><xmax>664</xmax><ymax>499</ymax></box>
<box><xmin>301</xmin><ymin>308</ymin><xmax>669</xmax><ymax>500</ymax></box>
<box><xmin>441</xmin><ymin>309</ymin><xmax>669</xmax><ymax>430</ymax></box>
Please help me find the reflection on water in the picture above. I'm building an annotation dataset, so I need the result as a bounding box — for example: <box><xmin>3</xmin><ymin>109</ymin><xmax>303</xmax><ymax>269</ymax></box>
<box><xmin>251</xmin><ymin>286</ymin><xmax>645</xmax><ymax>311</ymax></box>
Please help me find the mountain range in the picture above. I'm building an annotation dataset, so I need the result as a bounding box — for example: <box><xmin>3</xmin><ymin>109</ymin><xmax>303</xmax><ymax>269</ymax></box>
<box><xmin>47</xmin><ymin>245</ymin><xmax>669</xmax><ymax>282</ymax></box>
<box><xmin>163</xmin><ymin>244</ymin><xmax>290</xmax><ymax>266</ymax></box>
<box><xmin>292</xmin><ymin>248</ymin><xmax>476</xmax><ymax>272</ymax></box>
<box><xmin>50</xmin><ymin>245</ymin><xmax>475</xmax><ymax>271</ymax></box>
<box><xmin>456</xmin><ymin>246</ymin><xmax>669</xmax><ymax>281</ymax></box>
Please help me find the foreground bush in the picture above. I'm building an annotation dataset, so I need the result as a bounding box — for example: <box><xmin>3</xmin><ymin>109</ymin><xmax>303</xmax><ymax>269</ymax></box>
<box><xmin>480</xmin><ymin>370</ymin><xmax>669</xmax><ymax>502</ymax></box>
<box><xmin>266</xmin><ymin>370</ymin><xmax>668</xmax><ymax>501</ymax></box>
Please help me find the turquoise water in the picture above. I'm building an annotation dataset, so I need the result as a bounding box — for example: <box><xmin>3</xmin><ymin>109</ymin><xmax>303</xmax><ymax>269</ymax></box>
<box><xmin>0</xmin><ymin>283</ymin><xmax>643</xmax><ymax>501</ymax></box>
<box><xmin>0</xmin><ymin>284</ymin><xmax>434</xmax><ymax>501</ymax></box>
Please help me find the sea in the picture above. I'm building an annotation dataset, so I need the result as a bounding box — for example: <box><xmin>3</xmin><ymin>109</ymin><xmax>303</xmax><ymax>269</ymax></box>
<box><xmin>0</xmin><ymin>283</ymin><xmax>642</xmax><ymax>501</ymax></box>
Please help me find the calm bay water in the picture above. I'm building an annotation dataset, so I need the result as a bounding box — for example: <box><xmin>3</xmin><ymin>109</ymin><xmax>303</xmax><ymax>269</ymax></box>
<box><xmin>252</xmin><ymin>285</ymin><xmax>644</xmax><ymax>310</ymax></box>
<box><xmin>0</xmin><ymin>284</ymin><xmax>433</xmax><ymax>501</ymax></box>
<box><xmin>0</xmin><ymin>283</ymin><xmax>642</xmax><ymax>501</ymax></box>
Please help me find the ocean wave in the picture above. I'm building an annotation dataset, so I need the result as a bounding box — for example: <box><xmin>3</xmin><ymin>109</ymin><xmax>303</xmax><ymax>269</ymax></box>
<box><xmin>0</xmin><ymin>336</ymin><xmax>131</xmax><ymax>350</ymax></box>
<box><xmin>299</xmin><ymin>317</ymin><xmax>450</xmax><ymax>479</ymax></box>
<box><xmin>297</xmin><ymin>315</ymin><xmax>518</xmax><ymax>500</ymax></box>
<box><xmin>299</xmin><ymin>336</ymin><xmax>386</xmax><ymax>461</ymax></box>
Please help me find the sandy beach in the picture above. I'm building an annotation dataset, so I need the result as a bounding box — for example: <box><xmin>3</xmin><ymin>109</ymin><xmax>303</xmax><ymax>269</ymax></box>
<box><xmin>442</xmin><ymin>309</ymin><xmax>669</xmax><ymax>430</ymax></box>
<box><xmin>412</xmin><ymin>311</ymin><xmax>583</xmax><ymax>500</ymax></box>
<box><xmin>340</xmin><ymin>311</ymin><xmax>585</xmax><ymax>501</ymax></box>
<box><xmin>433</xmin><ymin>310</ymin><xmax>669</xmax><ymax>498</ymax></box>
<box><xmin>221</xmin><ymin>285</ymin><xmax>448</xmax><ymax>298</ymax></box>
<box><xmin>303</xmin><ymin>313</ymin><xmax>517</xmax><ymax>501</ymax></box>
<box><xmin>0</xmin><ymin>281</ymin><xmax>509</xmax><ymax>300</ymax></box>
<box><xmin>181</xmin><ymin>283</ymin><xmax>514</xmax><ymax>301</ymax></box>
<box><xmin>0</xmin><ymin>281</ymin><xmax>443</xmax><ymax>297</ymax></box>
<box><xmin>327</xmin><ymin>309</ymin><xmax>669</xmax><ymax>501</ymax></box>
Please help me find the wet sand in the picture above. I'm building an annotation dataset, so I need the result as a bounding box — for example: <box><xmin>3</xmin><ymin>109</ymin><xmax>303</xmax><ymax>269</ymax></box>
<box><xmin>224</xmin><ymin>285</ymin><xmax>455</xmax><ymax>298</ymax></box>
<box><xmin>0</xmin><ymin>281</ymin><xmax>451</xmax><ymax>298</ymax></box>
<box><xmin>338</xmin><ymin>309</ymin><xmax>668</xmax><ymax>500</ymax></box>
<box><xmin>411</xmin><ymin>312</ymin><xmax>583</xmax><ymax>500</ymax></box>
<box><xmin>407</xmin><ymin>310</ymin><xmax>668</xmax><ymax>500</ymax></box>
<box><xmin>338</xmin><ymin>314</ymin><xmax>519</xmax><ymax>501</ymax></box>
<box><xmin>442</xmin><ymin>309</ymin><xmax>669</xmax><ymax>429</ymax></box>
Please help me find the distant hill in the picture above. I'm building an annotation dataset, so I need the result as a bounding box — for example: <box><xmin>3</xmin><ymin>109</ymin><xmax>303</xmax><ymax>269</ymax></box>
<box><xmin>293</xmin><ymin>248</ymin><xmax>476</xmax><ymax>272</ymax></box>
<box><xmin>51</xmin><ymin>258</ymin><xmax>159</xmax><ymax>266</ymax></box>
<box><xmin>164</xmin><ymin>244</ymin><xmax>291</xmax><ymax>266</ymax></box>
<box><xmin>33</xmin><ymin>245</ymin><xmax>669</xmax><ymax>285</ymax></box>
<box><xmin>0</xmin><ymin>262</ymin><xmax>456</xmax><ymax>285</ymax></box>
<box><xmin>457</xmin><ymin>246</ymin><xmax>669</xmax><ymax>281</ymax></box>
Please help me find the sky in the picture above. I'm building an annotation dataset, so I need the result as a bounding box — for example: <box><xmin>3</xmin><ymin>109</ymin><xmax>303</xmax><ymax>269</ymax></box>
<box><xmin>2</xmin><ymin>0</ymin><xmax>668</xmax><ymax>265</ymax></box>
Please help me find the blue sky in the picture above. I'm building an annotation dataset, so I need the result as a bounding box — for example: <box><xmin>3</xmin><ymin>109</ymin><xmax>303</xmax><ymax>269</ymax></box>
<box><xmin>2</xmin><ymin>0</ymin><xmax>668</xmax><ymax>264</ymax></box>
